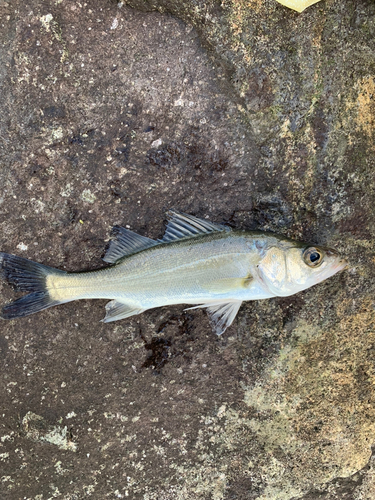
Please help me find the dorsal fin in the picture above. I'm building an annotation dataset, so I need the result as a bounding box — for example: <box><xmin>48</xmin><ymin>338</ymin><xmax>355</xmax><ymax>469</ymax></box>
<box><xmin>103</xmin><ymin>226</ymin><xmax>159</xmax><ymax>264</ymax></box>
<box><xmin>160</xmin><ymin>210</ymin><xmax>229</xmax><ymax>243</ymax></box>
<box><xmin>104</xmin><ymin>211</ymin><xmax>229</xmax><ymax>263</ymax></box>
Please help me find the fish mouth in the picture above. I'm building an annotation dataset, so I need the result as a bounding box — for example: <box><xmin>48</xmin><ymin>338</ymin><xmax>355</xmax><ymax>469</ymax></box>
<box><xmin>334</xmin><ymin>258</ymin><xmax>348</xmax><ymax>272</ymax></box>
<box><xmin>324</xmin><ymin>257</ymin><xmax>348</xmax><ymax>280</ymax></box>
<box><xmin>315</xmin><ymin>253</ymin><xmax>347</xmax><ymax>283</ymax></box>
<box><xmin>324</xmin><ymin>248</ymin><xmax>348</xmax><ymax>274</ymax></box>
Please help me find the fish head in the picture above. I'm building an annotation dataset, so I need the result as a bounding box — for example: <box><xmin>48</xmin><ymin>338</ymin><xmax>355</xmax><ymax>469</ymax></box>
<box><xmin>257</xmin><ymin>241</ymin><xmax>347</xmax><ymax>297</ymax></box>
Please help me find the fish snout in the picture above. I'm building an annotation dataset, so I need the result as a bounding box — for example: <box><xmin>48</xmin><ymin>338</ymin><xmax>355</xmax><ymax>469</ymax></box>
<box><xmin>326</xmin><ymin>249</ymin><xmax>347</xmax><ymax>271</ymax></box>
<box><xmin>336</xmin><ymin>258</ymin><xmax>348</xmax><ymax>271</ymax></box>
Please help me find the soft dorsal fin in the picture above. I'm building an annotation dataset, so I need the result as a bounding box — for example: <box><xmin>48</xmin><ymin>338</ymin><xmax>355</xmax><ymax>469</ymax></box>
<box><xmin>185</xmin><ymin>300</ymin><xmax>242</xmax><ymax>336</ymax></box>
<box><xmin>103</xmin><ymin>226</ymin><xmax>159</xmax><ymax>264</ymax></box>
<box><xmin>160</xmin><ymin>210</ymin><xmax>229</xmax><ymax>243</ymax></box>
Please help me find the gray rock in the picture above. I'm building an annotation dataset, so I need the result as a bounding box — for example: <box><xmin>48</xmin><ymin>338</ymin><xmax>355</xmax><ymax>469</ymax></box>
<box><xmin>0</xmin><ymin>0</ymin><xmax>374</xmax><ymax>498</ymax></box>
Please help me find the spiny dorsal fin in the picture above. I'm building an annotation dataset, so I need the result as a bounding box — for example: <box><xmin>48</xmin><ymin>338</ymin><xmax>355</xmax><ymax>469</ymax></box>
<box><xmin>185</xmin><ymin>300</ymin><xmax>242</xmax><ymax>336</ymax></box>
<box><xmin>103</xmin><ymin>226</ymin><xmax>159</xmax><ymax>264</ymax></box>
<box><xmin>160</xmin><ymin>210</ymin><xmax>229</xmax><ymax>243</ymax></box>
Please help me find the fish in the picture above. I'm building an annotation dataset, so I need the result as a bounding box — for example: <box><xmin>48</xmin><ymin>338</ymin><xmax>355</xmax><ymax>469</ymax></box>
<box><xmin>0</xmin><ymin>211</ymin><xmax>347</xmax><ymax>335</ymax></box>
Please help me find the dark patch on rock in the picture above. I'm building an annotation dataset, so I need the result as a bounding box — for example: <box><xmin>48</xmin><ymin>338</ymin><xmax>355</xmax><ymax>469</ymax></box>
<box><xmin>252</xmin><ymin>194</ymin><xmax>294</xmax><ymax>230</ymax></box>
<box><xmin>141</xmin><ymin>336</ymin><xmax>171</xmax><ymax>373</ymax></box>
<box><xmin>245</xmin><ymin>68</ymin><xmax>274</xmax><ymax>112</ymax></box>
<box><xmin>312</xmin><ymin>105</ymin><xmax>329</xmax><ymax>151</ymax></box>
<box><xmin>276</xmin><ymin>295</ymin><xmax>306</xmax><ymax>329</ymax></box>
<box><xmin>43</xmin><ymin>105</ymin><xmax>66</xmax><ymax>120</ymax></box>
<box><xmin>0</xmin><ymin>335</ymin><xmax>8</xmax><ymax>359</ymax></box>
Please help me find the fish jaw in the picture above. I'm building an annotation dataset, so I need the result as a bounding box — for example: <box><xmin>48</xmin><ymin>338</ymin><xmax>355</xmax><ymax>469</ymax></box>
<box><xmin>316</xmin><ymin>254</ymin><xmax>347</xmax><ymax>280</ymax></box>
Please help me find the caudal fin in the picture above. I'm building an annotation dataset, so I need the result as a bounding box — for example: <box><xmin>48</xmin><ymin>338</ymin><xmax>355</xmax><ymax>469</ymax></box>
<box><xmin>0</xmin><ymin>252</ymin><xmax>65</xmax><ymax>319</ymax></box>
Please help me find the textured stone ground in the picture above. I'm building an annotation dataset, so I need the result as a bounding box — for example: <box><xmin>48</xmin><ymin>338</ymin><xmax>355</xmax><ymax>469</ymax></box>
<box><xmin>0</xmin><ymin>0</ymin><xmax>374</xmax><ymax>499</ymax></box>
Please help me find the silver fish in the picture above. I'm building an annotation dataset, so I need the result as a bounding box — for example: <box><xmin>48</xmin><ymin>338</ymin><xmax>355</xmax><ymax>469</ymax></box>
<box><xmin>0</xmin><ymin>211</ymin><xmax>347</xmax><ymax>335</ymax></box>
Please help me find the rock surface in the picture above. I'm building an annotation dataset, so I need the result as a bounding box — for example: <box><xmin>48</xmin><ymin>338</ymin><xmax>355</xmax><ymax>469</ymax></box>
<box><xmin>0</xmin><ymin>0</ymin><xmax>374</xmax><ymax>499</ymax></box>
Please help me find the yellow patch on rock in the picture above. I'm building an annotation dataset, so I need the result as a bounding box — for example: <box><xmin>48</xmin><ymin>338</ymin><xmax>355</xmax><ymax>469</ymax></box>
<box><xmin>244</xmin><ymin>299</ymin><xmax>375</xmax><ymax>498</ymax></box>
<box><xmin>356</xmin><ymin>76</ymin><xmax>375</xmax><ymax>140</ymax></box>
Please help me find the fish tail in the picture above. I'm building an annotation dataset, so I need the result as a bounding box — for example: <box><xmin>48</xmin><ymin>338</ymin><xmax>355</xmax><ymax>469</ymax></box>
<box><xmin>0</xmin><ymin>252</ymin><xmax>66</xmax><ymax>319</ymax></box>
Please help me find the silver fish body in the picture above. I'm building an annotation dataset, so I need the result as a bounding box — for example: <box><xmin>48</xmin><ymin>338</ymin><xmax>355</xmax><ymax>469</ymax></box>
<box><xmin>0</xmin><ymin>211</ymin><xmax>347</xmax><ymax>335</ymax></box>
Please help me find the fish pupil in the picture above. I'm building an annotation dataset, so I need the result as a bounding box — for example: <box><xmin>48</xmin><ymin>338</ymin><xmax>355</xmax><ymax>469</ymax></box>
<box><xmin>310</xmin><ymin>252</ymin><xmax>320</xmax><ymax>263</ymax></box>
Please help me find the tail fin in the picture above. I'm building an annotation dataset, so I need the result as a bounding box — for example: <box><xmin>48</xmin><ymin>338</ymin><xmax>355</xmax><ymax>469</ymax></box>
<box><xmin>0</xmin><ymin>252</ymin><xmax>66</xmax><ymax>319</ymax></box>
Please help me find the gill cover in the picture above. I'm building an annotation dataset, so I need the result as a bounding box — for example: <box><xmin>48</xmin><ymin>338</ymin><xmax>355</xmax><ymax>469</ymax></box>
<box><xmin>258</xmin><ymin>246</ymin><xmax>288</xmax><ymax>295</ymax></box>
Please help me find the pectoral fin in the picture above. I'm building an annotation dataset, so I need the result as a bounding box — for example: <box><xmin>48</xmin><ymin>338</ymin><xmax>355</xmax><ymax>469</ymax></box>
<box><xmin>185</xmin><ymin>301</ymin><xmax>242</xmax><ymax>336</ymax></box>
<box><xmin>102</xmin><ymin>300</ymin><xmax>145</xmax><ymax>323</ymax></box>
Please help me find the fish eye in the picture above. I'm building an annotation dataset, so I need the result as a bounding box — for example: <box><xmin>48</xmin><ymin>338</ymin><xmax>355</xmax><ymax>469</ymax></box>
<box><xmin>303</xmin><ymin>247</ymin><xmax>323</xmax><ymax>267</ymax></box>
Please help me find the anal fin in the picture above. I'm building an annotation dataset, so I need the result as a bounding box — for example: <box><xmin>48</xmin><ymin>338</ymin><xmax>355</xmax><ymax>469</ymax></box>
<box><xmin>185</xmin><ymin>301</ymin><xmax>242</xmax><ymax>336</ymax></box>
<box><xmin>102</xmin><ymin>300</ymin><xmax>145</xmax><ymax>323</ymax></box>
